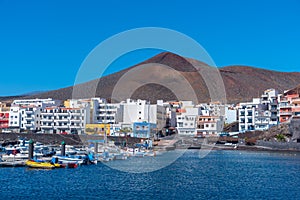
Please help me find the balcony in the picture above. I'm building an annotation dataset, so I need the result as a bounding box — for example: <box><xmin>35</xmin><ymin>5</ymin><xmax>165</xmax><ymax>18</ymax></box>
<box><xmin>270</xmin><ymin>107</ymin><xmax>278</xmax><ymax>111</ymax></box>
<box><xmin>270</xmin><ymin>101</ymin><xmax>278</xmax><ymax>105</ymax></box>
<box><xmin>70</xmin><ymin>113</ymin><xmax>81</xmax><ymax>116</ymax></box>
<box><xmin>280</xmin><ymin>104</ymin><xmax>292</xmax><ymax>108</ymax></box>
<box><xmin>56</xmin><ymin>125</ymin><xmax>69</xmax><ymax>129</ymax></box>
<box><xmin>255</xmin><ymin>121</ymin><xmax>269</xmax><ymax>125</ymax></box>
<box><xmin>41</xmin><ymin>125</ymin><xmax>53</xmax><ymax>129</ymax></box>
<box><xmin>280</xmin><ymin>112</ymin><xmax>292</xmax><ymax>115</ymax></box>
<box><xmin>25</xmin><ymin>116</ymin><xmax>34</xmax><ymax>121</ymax></box>
<box><xmin>41</xmin><ymin>112</ymin><xmax>54</xmax><ymax>116</ymax></box>
<box><xmin>25</xmin><ymin>110</ymin><xmax>34</xmax><ymax>114</ymax></box>
<box><xmin>56</xmin><ymin>118</ymin><xmax>69</xmax><ymax>122</ymax></box>
<box><xmin>25</xmin><ymin>123</ymin><xmax>33</xmax><ymax>127</ymax></box>
<box><xmin>41</xmin><ymin>118</ymin><xmax>53</xmax><ymax>122</ymax></box>
<box><xmin>55</xmin><ymin>112</ymin><xmax>69</xmax><ymax>116</ymax></box>
<box><xmin>70</xmin><ymin>119</ymin><xmax>81</xmax><ymax>123</ymax></box>
<box><xmin>70</xmin><ymin>126</ymin><xmax>82</xmax><ymax>129</ymax></box>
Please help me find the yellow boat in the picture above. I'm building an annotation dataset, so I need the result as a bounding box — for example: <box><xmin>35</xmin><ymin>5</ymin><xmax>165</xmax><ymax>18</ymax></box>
<box><xmin>25</xmin><ymin>160</ymin><xmax>55</xmax><ymax>169</ymax></box>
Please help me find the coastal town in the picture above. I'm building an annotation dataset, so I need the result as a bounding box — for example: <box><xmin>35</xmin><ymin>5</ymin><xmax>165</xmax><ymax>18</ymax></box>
<box><xmin>0</xmin><ymin>87</ymin><xmax>300</xmax><ymax>144</ymax></box>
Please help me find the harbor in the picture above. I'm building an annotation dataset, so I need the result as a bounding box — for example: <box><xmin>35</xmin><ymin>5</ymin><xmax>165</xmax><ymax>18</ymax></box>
<box><xmin>0</xmin><ymin>134</ymin><xmax>160</xmax><ymax>169</ymax></box>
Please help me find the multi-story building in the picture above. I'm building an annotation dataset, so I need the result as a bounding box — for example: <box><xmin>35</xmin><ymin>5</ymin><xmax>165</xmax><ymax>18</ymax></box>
<box><xmin>175</xmin><ymin>101</ymin><xmax>200</xmax><ymax>136</ymax></box>
<box><xmin>238</xmin><ymin>89</ymin><xmax>280</xmax><ymax>132</ymax></box>
<box><xmin>0</xmin><ymin>101</ymin><xmax>10</xmax><ymax>112</ymax></box>
<box><xmin>238</xmin><ymin>98</ymin><xmax>259</xmax><ymax>132</ymax></box>
<box><xmin>224</xmin><ymin>106</ymin><xmax>237</xmax><ymax>124</ymax></box>
<box><xmin>40</xmin><ymin>106</ymin><xmax>88</xmax><ymax>134</ymax></box>
<box><xmin>13</xmin><ymin>98</ymin><xmax>60</xmax><ymax>107</ymax></box>
<box><xmin>0</xmin><ymin>112</ymin><xmax>9</xmax><ymax>129</ymax></box>
<box><xmin>8</xmin><ymin>98</ymin><xmax>60</xmax><ymax>132</ymax></box>
<box><xmin>279</xmin><ymin>91</ymin><xmax>300</xmax><ymax>122</ymax></box>
<box><xmin>292</xmin><ymin>98</ymin><xmax>300</xmax><ymax>117</ymax></box>
<box><xmin>91</xmin><ymin>98</ymin><xmax>119</xmax><ymax>124</ymax></box>
<box><xmin>196</xmin><ymin>116</ymin><xmax>223</xmax><ymax>137</ymax></box>
<box><xmin>8</xmin><ymin>106</ymin><xmax>21</xmax><ymax>130</ymax></box>
<box><xmin>133</xmin><ymin>122</ymin><xmax>156</xmax><ymax>138</ymax></box>
<box><xmin>19</xmin><ymin>105</ymin><xmax>42</xmax><ymax>131</ymax></box>
<box><xmin>117</xmin><ymin>99</ymin><xmax>166</xmax><ymax>130</ymax></box>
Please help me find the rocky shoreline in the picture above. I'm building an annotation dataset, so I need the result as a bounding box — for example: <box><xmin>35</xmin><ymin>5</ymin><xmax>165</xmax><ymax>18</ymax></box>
<box><xmin>1</xmin><ymin>133</ymin><xmax>300</xmax><ymax>152</ymax></box>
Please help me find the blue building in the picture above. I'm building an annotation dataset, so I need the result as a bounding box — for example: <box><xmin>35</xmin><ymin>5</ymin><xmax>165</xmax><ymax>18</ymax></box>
<box><xmin>133</xmin><ymin>122</ymin><xmax>156</xmax><ymax>138</ymax></box>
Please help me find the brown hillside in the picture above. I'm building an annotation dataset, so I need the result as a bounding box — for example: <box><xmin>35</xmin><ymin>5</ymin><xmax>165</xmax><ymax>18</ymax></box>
<box><xmin>4</xmin><ymin>52</ymin><xmax>300</xmax><ymax>104</ymax></box>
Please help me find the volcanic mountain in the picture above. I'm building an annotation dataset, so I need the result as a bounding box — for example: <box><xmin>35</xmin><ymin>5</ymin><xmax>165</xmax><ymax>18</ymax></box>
<box><xmin>5</xmin><ymin>52</ymin><xmax>300</xmax><ymax>103</ymax></box>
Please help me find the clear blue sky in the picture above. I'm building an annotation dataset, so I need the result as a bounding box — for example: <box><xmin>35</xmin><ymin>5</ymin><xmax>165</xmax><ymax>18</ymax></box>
<box><xmin>0</xmin><ymin>0</ymin><xmax>299</xmax><ymax>96</ymax></box>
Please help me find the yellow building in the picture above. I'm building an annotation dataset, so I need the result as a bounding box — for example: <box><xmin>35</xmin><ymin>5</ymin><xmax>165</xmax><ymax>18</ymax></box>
<box><xmin>85</xmin><ymin>124</ymin><xmax>111</xmax><ymax>135</ymax></box>
<box><xmin>64</xmin><ymin>99</ymin><xmax>71</xmax><ymax>108</ymax></box>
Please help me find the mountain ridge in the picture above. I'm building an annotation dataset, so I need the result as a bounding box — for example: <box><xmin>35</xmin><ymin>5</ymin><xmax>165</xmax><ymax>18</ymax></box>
<box><xmin>2</xmin><ymin>52</ymin><xmax>300</xmax><ymax>104</ymax></box>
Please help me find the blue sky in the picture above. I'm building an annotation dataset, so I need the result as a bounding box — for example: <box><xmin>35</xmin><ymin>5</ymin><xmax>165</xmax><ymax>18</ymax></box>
<box><xmin>0</xmin><ymin>0</ymin><xmax>299</xmax><ymax>96</ymax></box>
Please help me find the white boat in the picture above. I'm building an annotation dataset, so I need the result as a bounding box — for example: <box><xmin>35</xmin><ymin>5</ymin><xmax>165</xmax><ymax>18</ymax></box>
<box><xmin>0</xmin><ymin>160</ymin><xmax>25</xmax><ymax>167</ymax></box>
<box><xmin>51</xmin><ymin>155</ymin><xmax>85</xmax><ymax>165</ymax></box>
<box><xmin>1</xmin><ymin>147</ymin><xmax>43</xmax><ymax>162</ymax></box>
<box><xmin>126</xmin><ymin>148</ymin><xmax>146</xmax><ymax>157</ymax></box>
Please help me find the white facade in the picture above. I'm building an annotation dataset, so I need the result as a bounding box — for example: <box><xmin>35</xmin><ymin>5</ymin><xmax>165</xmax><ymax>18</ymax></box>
<box><xmin>238</xmin><ymin>89</ymin><xmax>279</xmax><ymax>132</ymax></box>
<box><xmin>176</xmin><ymin>114</ymin><xmax>197</xmax><ymax>136</ymax></box>
<box><xmin>12</xmin><ymin>98</ymin><xmax>60</xmax><ymax>107</ymax></box>
<box><xmin>9</xmin><ymin>98</ymin><xmax>59</xmax><ymax>131</ymax></box>
<box><xmin>117</xmin><ymin>99</ymin><xmax>166</xmax><ymax>129</ymax></box>
<box><xmin>19</xmin><ymin>106</ymin><xmax>42</xmax><ymax>131</ymax></box>
<box><xmin>175</xmin><ymin>102</ymin><xmax>200</xmax><ymax>136</ymax></box>
<box><xmin>40</xmin><ymin>107</ymin><xmax>88</xmax><ymax>134</ymax></box>
<box><xmin>225</xmin><ymin>106</ymin><xmax>237</xmax><ymax>124</ymax></box>
<box><xmin>91</xmin><ymin>98</ymin><xmax>119</xmax><ymax>124</ymax></box>
<box><xmin>196</xmin><ymin>116</ymin><xmax>223</xmax><ymax>136</ymax></box>
<box><xmin>238</xmin><ymin>100</ymin><xmax>258</xmax><ymax>132</ymax></box>
<box><xmin>8</xmin><ymin>106</ymin><xmax>21</xmax><ymax>128</ymax></box>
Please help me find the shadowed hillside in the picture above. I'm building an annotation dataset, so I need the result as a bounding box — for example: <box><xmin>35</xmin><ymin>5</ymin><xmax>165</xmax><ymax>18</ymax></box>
<box><xmin>3</xmin><ymin>52</ymin><xmax>300</xmax><ymax>104</ymax></box>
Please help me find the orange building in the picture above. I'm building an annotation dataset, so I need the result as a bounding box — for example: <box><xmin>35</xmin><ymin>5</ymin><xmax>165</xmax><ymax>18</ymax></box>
<box><xmin>279</xmin><ymin>93</ymin><xmax>300</xmax><ymax>123</ymax></box>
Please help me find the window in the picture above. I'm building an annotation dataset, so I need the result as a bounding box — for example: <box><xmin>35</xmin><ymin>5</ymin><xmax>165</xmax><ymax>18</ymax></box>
<box><xmin>139</xmin><ymin>111</ymin><xmax>141</xmax><ymax>114</ymax></box>
<box><xmin>211</xmin><ymin>124</ymin><xmax>215</xmax><ymax>128</ymax></box>
<box><xmin>206</xmin><ymin>124</ymin><xmax>209</xmax><ymax>128</ymax></box>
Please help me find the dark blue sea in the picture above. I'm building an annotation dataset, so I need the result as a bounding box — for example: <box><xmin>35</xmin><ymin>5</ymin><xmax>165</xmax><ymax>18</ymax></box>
<box><xmin>1</xmin><ymin>150</ymin><xmax>300</xmax><ymax>200</ymax></box>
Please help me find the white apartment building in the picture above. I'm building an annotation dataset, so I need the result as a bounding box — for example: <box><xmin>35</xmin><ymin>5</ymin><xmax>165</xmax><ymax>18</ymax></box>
<box><xmin>9</xmin><ymin>98</ymin><xmax>60</xmax><ymax>132</ymax></box>
<box><xmin>238</xmin><ymin>89</ymin><xmax>279</xmax><ymax>132</ymax></box>
<box><xmin>196</xmin><ymin>116</ymin><xmax>223</xmax><ymax>136</ymax></box>
<box><xmin>13</xmin><ymin>98</ymin><xmax>60</xmax><ymax>107</ymax></box>
<box><xmin>91</xmin><ymin>98</ymin><xmax>119</xmax><ymax>124</ymax></box>
<box><xmin>19</xmin><ymin>106</ymin><xmax>42</xmax><ymax>131</ymax></box>
<box><xmin>8</xmin><ymin>106</ymin><xmax>21</xmax><ymax>129</ymax></box>
<box><xmin>176</xmin><ymin>114</ymin><xmax>197</xmax><ymax>136</ymax></box>
<box><xmin>117</xmin><ymin>99</ymin><xmax>166</xmax><ymax>130</ymax></box>
<box><xmin>238</xmin><ymin>98</ymin><xmax>259</xmax><ymax>132</ymax></box>
<box><xmin>224</xmin><ymin>106</ymin><xmax>237</xmax><ymax>124</ymax></box>
<box><xmin>40</xmin><ymin>106</ymin><xmax>88</xmax><ymax>134</ymax></box>
<box><xmin>176</xmin><ymin>101</ymin><xmax>200</xmax><ymax>136</ymax></box>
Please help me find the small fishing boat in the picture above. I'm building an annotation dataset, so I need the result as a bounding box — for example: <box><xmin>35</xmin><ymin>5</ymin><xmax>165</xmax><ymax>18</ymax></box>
<box><xmin>0</xmin><ymin>160</ymin><xmax>25</xmax><ymax>167</ymax></box>
<box><xmin>51</xmin><ymin>155</ymin><xmax>84</xmax><ymax>165</ymax></box>
<box><xmin>25</xmin><ymin>160</ymin><xmax>55</xmax><ymax>169</ymax></box>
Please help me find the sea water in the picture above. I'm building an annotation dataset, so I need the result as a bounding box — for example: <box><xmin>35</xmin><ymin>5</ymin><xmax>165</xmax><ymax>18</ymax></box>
<box><xmin>0</xmin><ymin>150</ymin><xmax>299</xmax><ymax>200</ymax></box>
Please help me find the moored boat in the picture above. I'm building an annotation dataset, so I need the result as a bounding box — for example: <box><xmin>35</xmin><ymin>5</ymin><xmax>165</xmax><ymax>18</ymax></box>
<box><xmin>0</xmin><ymin>160</ymin><xmax>25</xmax><ymax>167</ymax></box>
<box><xmin>25</xmin><ymin>160</ymin><xmax>55</xmax><ymax>169</ymax></box>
